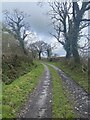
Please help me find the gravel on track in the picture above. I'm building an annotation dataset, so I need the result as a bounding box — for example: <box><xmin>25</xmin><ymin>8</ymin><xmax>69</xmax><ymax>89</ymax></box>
<box><xmin>47</xmin><ymin>64</ymin><xmax>89</xmax><ymax>118</ymax></box>
<box><xmin>17</xmin><ymin>64</ymin><xmax>52</xmax><ymax>118</ymax></box>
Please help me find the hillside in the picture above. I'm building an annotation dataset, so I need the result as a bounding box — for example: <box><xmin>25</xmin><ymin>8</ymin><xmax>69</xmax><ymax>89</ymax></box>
<box><xmin>2</xmin><ymin>31</ymin><xmax>25</xmax><ymax>56</ymax></box>
<box><xmin>2</xmin><ymin>29</ymin><xmax>34</xmax><ymax>84</ymax></box>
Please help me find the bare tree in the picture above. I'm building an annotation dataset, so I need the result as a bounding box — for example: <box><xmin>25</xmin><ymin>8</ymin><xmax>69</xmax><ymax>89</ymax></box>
<box><xmin>44</xmin><ymin>43</ymin><xmax>57</xmax><ymax>59</ymax></box>
<box><xmin>49</xmin><ymin>1</ymin><xmax>90</xmax><ymax>63</ymax></box>
<box><xmin>49</xmin><ymin>2</ymin><xmax>72</xmax><ymax>58</ymax></box>
<box><xmin>3</xmin><ymin>9</ymin><xmax>30</xmax><ymax>54</ymax></box>
<box><xmin>29</xmin><ymin>41</ymin><xmax>47</xmax><ymax>60</ymax></box>
<box><xmin>71</xmin><ymin>1</ymin><xmax>90</xmax><ymax>63</ymax></box>
<box><xmin>46</xmin><ymin>44</ymin><xmax>52</xmax><ymax>59</ymax></box>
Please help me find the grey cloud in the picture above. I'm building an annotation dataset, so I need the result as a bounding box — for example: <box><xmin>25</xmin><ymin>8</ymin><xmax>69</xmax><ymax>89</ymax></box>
<box><xmin>2</xmin><ymin>2</ymin><xmax>65</xmax><ymax>56</ymax></box>
<box><xmin>2</xmin><ymin>2</ymin><xmax>53</xmax><ymax>36</ymax></box>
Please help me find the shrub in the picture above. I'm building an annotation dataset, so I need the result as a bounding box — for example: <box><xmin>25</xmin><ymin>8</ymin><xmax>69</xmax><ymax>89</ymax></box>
<box><xmin>2</xmin><ymin>54</ymin><xmax>34</xmax><ymax>84</ymax></box>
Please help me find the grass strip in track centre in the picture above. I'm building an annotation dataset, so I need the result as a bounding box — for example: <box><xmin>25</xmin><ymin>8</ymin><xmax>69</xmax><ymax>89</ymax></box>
<box><xmin>2</xmin><ymin>63</ymin><xmax>44</xmax><ymax>118</ymax></box>
<box><xmin>49</xmin><ymin>62</ymin><xmax>88</xmax><ymax>92</ymax></box>
<box><xmin>49</xmin><ymin>66</ymin><xmax>75</xmax><ymax>118</ymax></box>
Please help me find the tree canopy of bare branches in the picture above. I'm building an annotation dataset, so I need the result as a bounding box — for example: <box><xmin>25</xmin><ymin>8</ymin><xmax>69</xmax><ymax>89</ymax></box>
<box><xmin>3</xmin><ymin>9</ymin><xmax>30</xmax><ymax>54</ymax></box>
<box><xmin>49</xmin><ymin>1</ymin><xmax>90</xmax><ymax>63</ymax></box>
<box><xmin>29</xmin><ymin>41</ymin><xmax>48</xmax><ymax>60</ymax></box>
<box><xmin>29</xmin><ymin>41</ymin><xmax>55</xmax><ymax>59</ymax></box>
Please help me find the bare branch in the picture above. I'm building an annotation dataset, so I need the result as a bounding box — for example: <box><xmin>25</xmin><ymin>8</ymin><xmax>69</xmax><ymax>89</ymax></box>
<box><xmin>3</xmin><ymin>9</ymin><xmax>30</xmax><ymax>54</ymax></box>
<box><xmin>81</xmin><ymin>19</ymin><xmax>90</xmax><ymax>21</ymax></box>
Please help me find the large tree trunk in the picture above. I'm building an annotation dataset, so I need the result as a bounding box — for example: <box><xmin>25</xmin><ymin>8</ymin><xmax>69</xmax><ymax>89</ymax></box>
<box><xmin>47</xmin><ymin>50</ymin><xmax>51</xmax><ymax>59</ymax></box>
<box><xmin>71</xmin><ymin>17</ymin><xmax>80</xmax><ymax>63</ymax></box>
<box><xmin>66</xmin><ymin>50</ymin><xmax>71</xmax><ymax>58</ymax></box>
<box><xmin>71</xmin><ymin>30</ymin><xmax>80</xmax><ymax>63</ymax></box>
<box><xmin>39</xmin><ymin>52</ymin><xmax>41</xmax><ymax>60</ymax></box>
<box><xmin>72</xmin><ymin>45</ymin><xmax>80</xmax><ymax>63</ymax></box>
<box><xmin>64</xmin><ymin>40</ymin><xmax>71</xmax><ymax>59</ymax></box>
<box><xmin>20</xmin><ymin>39</ymin><xmax>27</xmax><ymax>55</ymax></box>
<box><xmin>21</xmin><ymin>43</ymin><xmax>27</xmax><ymax>55</ymax></box>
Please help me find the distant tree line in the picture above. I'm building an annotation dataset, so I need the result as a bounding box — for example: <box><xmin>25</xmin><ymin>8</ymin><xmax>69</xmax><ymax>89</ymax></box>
<box><xmin>28</xmin><ymin>41</ymin><xmax>53</xmax><ymax>60</ymax></box>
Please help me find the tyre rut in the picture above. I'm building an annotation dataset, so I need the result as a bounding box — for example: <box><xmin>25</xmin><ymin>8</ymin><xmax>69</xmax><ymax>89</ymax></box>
<box><xmin>17</xmin><ymin>64</ymin><xmax>52</xmax><ymax>118</ymax></box>
<box><xmin>47</xmin><ymin>63</ymin><xmax>89</xmax><ymax>118</ymax></box>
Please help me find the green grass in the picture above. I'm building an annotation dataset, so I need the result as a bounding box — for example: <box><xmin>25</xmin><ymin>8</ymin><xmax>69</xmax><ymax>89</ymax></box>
<box><xmin>49</xmin><ymin>61</ymin><xmax>88</xmax><ymax>92</ymax></box>
<box><xmin>2</xmin><ymin>63</ymin><xmax>44</xmax><ymax>118</ymax></box>
<box><xmin>49</xmin><ymin>66</ymin><xmax>75</xmax><ymax>118</ymax></box>
<box><xmin>2</xmin><ymin>56</ymin><xmax>34</xmax><ymax>84</ymax></box>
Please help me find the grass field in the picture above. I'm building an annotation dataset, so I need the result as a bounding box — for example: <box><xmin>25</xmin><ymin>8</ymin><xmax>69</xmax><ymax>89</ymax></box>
<box><xmin>2</xmin><ymin>63</ymin><xmax>44</xmax><ymax>118</ymax></box>
<box><xmin>49</xmin><ymin>66</ymin><xmax>75</xmax><ymax>118</ymax></box>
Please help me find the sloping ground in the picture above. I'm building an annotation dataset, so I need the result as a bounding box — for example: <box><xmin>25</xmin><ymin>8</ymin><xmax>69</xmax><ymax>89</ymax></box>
<box><xmin>2</xmin><ymin>31</ymin><xmax>24</xmax><ymax>56</ymax></box>
<box><xmin>2</xmin><ymin>56</ymin><xmax>34</xmax><ymax>84</ymax></box>
<box><xmin>2</xmin><ymin>30</ymin><xmax>33</xmax><ymax>84</ymax></box>
<box><xmin>50</xmin><ymin>61</ymin><xmax>88</xmax><ymax>92</ymax></box>
<box><xmin>2</xmin><ymin>63</ymin><xmax>44</xmax><ymax>118</ymax></box>
<box><xmin>2</xmin><ymin>62</ymin><xmax>89</xmax><ymax>119</ymax></box>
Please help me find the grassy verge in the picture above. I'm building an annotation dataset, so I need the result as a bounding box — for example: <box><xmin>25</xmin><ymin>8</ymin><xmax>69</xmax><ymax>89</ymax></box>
<box><xmin>49</xmin><ymin>66</ymin><xmax>75</xmax><ymax>118</ymax></box>
<box><xmin>49</xmin><ymin>61</ymin><xmax>88</xmax><ymax>92</ymax></box>
<box><xmin>2</xmin><ymin>56</ymin><xmax>35</xmax><ymax>84</ymax></box>
<box><xmin>2</xmin><ymin>63</ymin><xmax>44</xmax><ymax>118</ymax></box>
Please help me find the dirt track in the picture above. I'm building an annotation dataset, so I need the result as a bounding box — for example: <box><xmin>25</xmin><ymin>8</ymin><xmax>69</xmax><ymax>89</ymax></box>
<box><xmin>47</xmin><ymin>63</ymin><xmax>89</xmax><ymax>118</ymax></box>
<box><xmin>17</xmin><ymin>64</ymin><xmax>52</xmax><ymax>118</ymax></box>
<box><xmin>17</xmin><ymin>63</ymin><xmax>89</xmax><ymax>118</ymax></box>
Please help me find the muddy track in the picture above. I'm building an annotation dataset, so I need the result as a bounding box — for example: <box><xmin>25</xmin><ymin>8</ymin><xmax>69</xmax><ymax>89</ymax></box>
<box><xmin>17</xmin><ymin>64</ymin><xmax>52</xmax><ymax>118</ymax></box>
<box><xmin>47</xmin><ymin>63</ymin><xmax>89</xmax><ymax>118</ymax></box>
<box><xmin>17</xmin><ymin>63</ymin><xmax>89</xmax><ymax>119</ymax></box>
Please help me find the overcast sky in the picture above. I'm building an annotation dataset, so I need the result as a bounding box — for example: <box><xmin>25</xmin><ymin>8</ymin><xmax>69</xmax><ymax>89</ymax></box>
<box><xmin>2</xmin><ymin>2</ymin><xmax>89</xmax><ymax>56</ymax></box>
<box><xmin>2</xmin><ymin>2</ymin><xmax>66</xmax><ymax>56</ymax></box>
